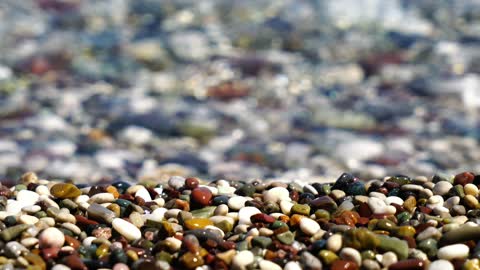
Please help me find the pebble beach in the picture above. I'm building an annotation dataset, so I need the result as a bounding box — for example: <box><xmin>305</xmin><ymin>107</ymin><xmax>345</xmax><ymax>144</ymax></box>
<box><xmin>3</xmin><ymin>0</ymin><xmax>480</xmax><ymax>269</ymax></box>
<box><xmin>2</xmin><ymin>171</ymin><xmax>480</xmax><ymax>269</ymax></box>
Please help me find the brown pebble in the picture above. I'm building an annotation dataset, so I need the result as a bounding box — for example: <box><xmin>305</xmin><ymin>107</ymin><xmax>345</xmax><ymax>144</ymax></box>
<box><xmin>64</xmin><ymin>235</ymin><xmax>81</xmax><ymax>249</ymax></box>
<box><xmin>64</xmin><ymin>255</ymin><xmax>88</xmax><ymax>270</ymax></box>
<box><xmin>388</xmin><ymin>259</ymin><xmax>425</xmax><ymax>270</ymax></box>
<box><xmin>185</xmin><ymin>177</ymin><xmax>200</xmax><ymax>189</ymax></box>
<box><xmin>454</xmin><ymin>172</ymin><xmax>475</xmax><ymax>186</ymax></box>
<box><xmin>331</xmin><ymin>260</ymin><xmax>359</xmax><ymax>270</ymax></box>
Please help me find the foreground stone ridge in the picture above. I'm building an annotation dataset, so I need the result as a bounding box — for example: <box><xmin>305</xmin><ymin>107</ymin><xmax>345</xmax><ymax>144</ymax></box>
<box><xmin>1</xmin><ymin>172</ymin><xmax>480</xmax><ymax>269</ymax></box>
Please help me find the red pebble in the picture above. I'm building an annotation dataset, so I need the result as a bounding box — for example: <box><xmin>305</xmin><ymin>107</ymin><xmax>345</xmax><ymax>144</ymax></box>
<box><xmin>185</xmin><ymin>177</ymin><xmax>200</xmax><ymax>189</ymax></box>
<box><xmin>454</xmin><ymin>172</ymin><xmax>475</xmax><ymax>186</ymax></box>
<box><xmin>64</xmin><ymin>255</ymin><xmax>88</xmax><ymax>270</ymax></box>
<box><xmin>251</xmin><ymin>213</ymin><xmax>275</xmax><ymax>223</ymax></box>
<box><xmin>191</xmin><ymin>187</ymin><xmax>213</xmax><ymax>206</ymax></box>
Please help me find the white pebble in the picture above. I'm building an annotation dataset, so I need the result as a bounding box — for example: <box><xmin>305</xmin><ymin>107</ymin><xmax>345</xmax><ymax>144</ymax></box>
<box><xmin>259</xmin><ymin>260</ymin><xmax>282</xmax><ymax>270</ymax></box>
<box><xmin>6</xmin><ymin>200</ymin><xmax>24</xmax><ymax>215</ymax></box>
<box><xmin>368</xmin><ymin>192</ymin><xmax>386</xmax><ymax>200</ymax></box>
<box><xmin>465</xmin><ymin>184</ymin><xmax>479</xmax><ymax>196</ymax></box>
<box><xmin>433</xmin><ymin>181</ymin><xmax>453</xmax><ymax>196</ymax></box>
<box><xmin>444</xmin><ymin>196</ymin><xmax>460</xmax><ymax>209</ymax></box>
<box><xmin>238</xmin><ymin>207</ymin><xmax>261</xmax><ymax>225</ymax></box>
<box><xmin>22</xmin><ymin>205</ymin><xmax>41</xmax><ymax>214</ymax></box>
<box><xmin>19</xmin><ymin>215</ymin><xmax>39</xmax><ymax>225</ymax></box>
<box><xmin>232</xmin><ymin>250</ymin><xmax>254</xmax><ymax>270</ymax></box>
<box><xmin>385</xmin><ymin>196</ymin><xmax>403</xmax><ymax>206</ymax></box>
<box><xmin>368</xmin><ymin>197</ymin><xmax>387</xmax><ymax>214</ymax></box>
<box><xmin>381</xmin><ymin>251</ymin><xmax>398</xmax><ymax>268</ymax></box>
<box><xmin>165</xmin><ymin>237</ymin><xmax>182</xmax><ymax>252</ymax></box>
<box><xmin>284</xmin><ymin>261</ymin><xmax>302</xmax><ymax>270</ymax></box>
<box><xmin>51</xmin><ymin>264</ymin><xmax>71</xmax><ymax>270</ymax></box>
<box><xmin>112</xmin><ymin>218</ymin><xmax>142</xmax><ymax>241</ymax></box>
<box><xmin>16</xmin><ymin>190</ymin><xmax>40</xmax><ymax>207</ymax></box>
<box><xmin>228</xmin><ymin>196</ymin><xmax>252</xmax><ymax>211</ymax></box>
<box><xmin>39</xmin><ymin>227</ymin><xmax>65</xmax><ymax>248</ymax></box>
<box><xmin>263</xmin><ymin>187</ymin><xmax>290</xmax><ymax>203</ymax></box>
<box><xmin>299</xmin><ymin>217</ymin><xmax>321</xmax><ymax>236</ymax></box>
<box><xmin>135</xmin><ymin>188</ymin><xmax>152</xmax><ymax>202</ymax></box>
<box><xmin>428</xmin><ymin>259</ymin><xmax>454</xmax><ymax>270</ymax></box>
<box><xmin>280</xmin><ymin>200</ymin><xmax>294</xmax><ymax>215</ymax></box>
<box><xmin>146</xmin><ymin>207</ymin><xmax>167</xmax><ymax>222</ymax></box>
<box><xmin>35</xmin><ymin>185</ymin><xmax>50</xmax><ymax>196</ymax></box>
<box><xmin>89</xmin><ymin>193</ymin><xmax>115</xmax><ymax>204</ymax></box>
<box><xmin>437</xmin><ymin>244</ymin><xmax>469</xmax><ymax>260</ymax></box>
<box><xmin>83</xmin><ymin>236</ymin><xmax>96</xmax><ymax>246</ymax></box>
<box><xmin>327</xmin><ymin>234</ymin><xmax>342</xmax><ymax>252</ymax></box>
<box><xmin>340</xmin><ymin>247</ymin><xmax>362</xmax><ymax>266</ymax></box>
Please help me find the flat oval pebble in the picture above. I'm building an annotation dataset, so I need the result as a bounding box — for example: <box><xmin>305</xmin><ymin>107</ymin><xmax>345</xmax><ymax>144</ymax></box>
<box><xmin>50</xmin><ymin>183</ymin><xmax>81</xmax><ymax>199</ymax></box>
<box><xmin>112</xmin><ymin>218</ymin><xmax>142</xmax><ymax>241</ymax></box>
<box><xmin>263</xmin><ymin>187</ymin><xmax>290</xmax><ymax>203</ymax></box>
<box><xmin>232</xmin><ymin>250</ymin><xmax>254</xmax><ymax>270</ymax></box>
<box><xmin>238</xmin><ymin>207</ymin><xmax>261</xmax><ymax>225</ymax></box>
<box><xmin>299</xmin><ymin>217</ymin><xmax>321</xmax><ymax>236</ymax></box>
<box><xmin>16</xmin><ymin>190</ymin><xmax>40</xmax><ymax>206</ymax></box>
<box><xmin>437</xmin><ymin>244</ymin><xmax>469</xmax><ymax>260</ymax></box>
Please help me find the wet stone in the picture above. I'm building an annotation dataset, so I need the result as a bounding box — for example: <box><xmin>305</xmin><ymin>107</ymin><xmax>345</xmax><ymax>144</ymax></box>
<box><xmin>50</xmin><ymin>183</ymin><xmax>82</xmax><ymax>199</ymax></box>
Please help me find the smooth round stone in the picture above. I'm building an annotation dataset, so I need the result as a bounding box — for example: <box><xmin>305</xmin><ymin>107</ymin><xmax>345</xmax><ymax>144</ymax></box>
<box><xmin>238</xmin><ymin>207</ymin><xmax>261</xmax><ymax>225</ymax></box>
<box><xmin>439</xmin><ymin>225</ymin><xmax>480</xmax><ymax>246</ymax></box>
<box><xmin>51</xmin><ymin>264</ymin><xmax>71</xmax><ymax>270</ymax></box>
<box><xmin>381</xmin><ymin>251</ymin><xmax>397</xmax><ymax>268</ymax></box>
<box><xmin>191</xmin><ymin>187</ymin><xmax>213</xmax><ymax>206</ymax></box>
<box><xmin>263</xmin><ymin>187</ymin><xmax>290</xmax><ymax>203</ymax></box>
<box><xmin>280</xmin><ymin>200</ymin><xmax>294</xmax><ymax>215</ymax></box>
<box><xmin>146</xmin><ymin>207</ymin><xmax>167</xmax><ymax>222</ymax></box>
<box><xmin>369</xmin><ymin>192</ymin><xmax>386</xmax><ymax>200</ymax></box>
<box><xmin>112</xmin><ymin>218</ymin><xmax>141</xmax><ymax>241</ymax></box>
<box><xmin>416</xmin><ymin>227</ymin><xmax>441</xmax><ymax>241</ymax></box>
<box><xmin>427</xmin><ymin>195</ymin><xmax>444</xmax><ymax>209</ymax></box>
<box><xmin>331</xmin><ymin>260</ymin><xmax>358</xmax><ymax>270</ymax></box>
<box><xmin>362</xmin><ymin>259</ymin><xmax>380</xmax><ymax>270</ymax></box>
<box><xmin>300</xmin><ymin>251</ymin><xmax>323</xmax><ymax>270</ymax></box>
<box><xmin>21</xmin><ymin>237</ymin><xmax>39</xmax><ymax>248</ymax></box>
<box><xmin>22</xmin><ymin>205</ymin><xmax>41</xmax><ymax>214</ymax></box>
<box><xmin>433</xmin><ymin>181</ymin><xmax>453</xmax><ymax>196</ymax></box>
<box><xmin>277</xmin><ymin>231</ymin><xmax>295</xmax><ymax>245</ymax></box>
<box><xmin>368</xmin><ymin>197</ymin><xmax>387</xmax><ymax>214</ymax></box>
<box><xmin>389</xmin><ymin>259</ymin><xmax>426</xmax><ymax>270</ymax></box>
<box><xmin>50</xmin><ymin>183</ymin><xmax>81</xmax><ymax>199</ymax></box>
<box><xmin>340</xmin><ymin>247</ymin><xmax>362</xmax><ymax>266</ymax></box>
<box><xmin>135</xmin><ymin>188</ymin><xmax>152</xmax><ymax>202</ymax></box>
<box><xmin>259</xmin><ymin>260</ymin><xmax>282</xmax><ymax>270</ymax></box>
<box><xmin>338</xmin><ymin>201</ymin><xmax>355</xmax><ymax>212</ymax></box>
<box><xmin>300</xmin><ymin>217</ymin><xmax>321</xmax><ymax>236</ymax></box>
<box><xmin>464</xmin><ymin>195</ymin><xmax>479</xmax><ymax>209</ymax></box>
<box><xmin>39</xmin><ymin>227</ymin><xmax>65</xmax><ymax>248</ymax></box>
<box><xmin>17</xmin><ymin>190</ymin><xmax>40</xmax><ymax>206</ymax></box>
<box><xmin>228</xmin><ymin>196</ymin><xmax>251</xmax><ymax>211</ymax></box>
<box><xmin>331</xmin><ymin>190</ymin><xmax>346</xmax><ymax>200</ymax></box>
<box><xmin>89</xmin><ymin>193</ymin><xmax>115</xmax><ymax>204</ymax></box>
<box><xmin>291</xmin><ymin>204</ymin><xmax>311</xmax><ymax>216</ymax></box>
<box><xmin>284</xmin><ymin>261</ymin><xmax>302</xmax><ymax>270</ymax></box>
<box><xmin>232</xmin><ymin>250</ymin><xmax>254</xmax><ymax>270</ymax></box>
<box><xmin>437</xmin><ymin>244</ymin><xmax>469</xmax><ymax>260</ymax></box>
<box><xmin>5</xmin><ymin>241</ymin><xmax>27</xmax><ymax>258</ymax></box>
<box><xmin>444</xmin><ymin>196</ymin><xmax>460</xmax><ymax>209</ymax></box>
<box><xmin>465</xmin><ymin>184</ymin><xmax>479</xmax><ymax>196</ymax></box>
<box><xmin>327</xmin><ymin>234</ymin><xmax>343</xmax><ymax>253</ymax></box>
<box><xmin>428</xmin><ymin>260</ymin><xmax>454</xmax><ymax>270</ymax></box>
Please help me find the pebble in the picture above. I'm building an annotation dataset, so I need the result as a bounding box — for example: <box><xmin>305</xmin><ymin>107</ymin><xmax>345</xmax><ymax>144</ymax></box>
<box><xmin>264</xmin><ymin>187</ymin><xmax>290</xmax><ymax>203</ymax></box>
<box><xmin>16</xmin><ymin>190</ymin><xmax>40</xmax><ymax>206</ymax></box>
<box><xmin>428</xmin><ymin>260</ymin><xmax>454</xmax><ymax>270</ymax></box>
<box><xmin>39</xmin><ymin>227</ymin><xmax>65</xmax><ymax>248</ymax></box>
<box><xmin>232</xmin><ymin>250</ymin><xmax>254</xmax><ymax>270</ymax></box>
<box><xmin>5</xmin><ymin>241</ymin><xmax>27</xmax><ymax>258</ymax></box>
<box><xmin>368</xmin><ymin>197</ymin><xmax>387</xmax><ymax>214</ymax></box>
<box><xmin>327</xmin><ymin>233</ymin><xmax>343</xmax><ymax>252</ymax></box>
<box><xmin>339</xmin><ymin>247</ymin><xmax>362</xmax><ymax>266</ymax></box>
<box><xmin>50</xmin><ymin>183</ymin><xmax>82</xmax><ymax>199</ymax></box>
<box><xmin>437</xmin><ymin>244</ymin><xmax>469</xmax><ymax>260</ymax></box>
<box><xmin>228</xmin><ymin>196</ymin><xmax>251</xmax><ymax>211</ymax></box>
<box><xmin>112</xmin><ymin>218</ymin><xmax>142</xmax><ymax>241</ymax></box>
<box><xmin>299</xmin><ymin>217</ymin><xmax>321</xmax><ymax>236</ymax></box>
<box><xmin>259</xmin><ymin>260</ymin><xmax>282</xmax><ymax>270</ymax></box>
<box><xmin>238</xmin><ymin>207</ymin><xmax>261</xmax><ymax>225</ymax></box>
<box><xmin>433</xmin><ymin>181</ymin><xmax>453</xmax><ymax>196</ymax></box>
<box><xmin>191</xmin><ymin>187</ymin><xmax>213</xmax><ymax>206</ymax></box>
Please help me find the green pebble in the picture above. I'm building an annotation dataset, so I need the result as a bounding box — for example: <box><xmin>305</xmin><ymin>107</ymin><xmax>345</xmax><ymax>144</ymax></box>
<box><xmin>376</xmin><ymin>219</ymin><xmax>397</xmax><ymax>232</ymax></box>
<box><xmin>35</xmin><ymin>211</ymin><xmax>47</xmax><ymax>219</ymax></box>
<box><xmin>110</xmin><ymin>249</ymin><xmax>128</xmax><ymax>264</ymax></box>
<box><xmin>376</xmin><ymin>235</ymin><xmax>409</xmax><ymax>260</ymax></box>
<box><xmin>271</xmin><ymin>221</ymin><xmax>287</xmax><ymax>230</ymax></box>
<box><xmin>14</xmin><ymin>184</ymin><xmax>27</xmax><ymax>191</ymax></box>
<box><xmin>315</xmin><ymin>209</ymin><xmax>330</xmax><ymax>220</ymax></box>
<box><xmin>4</xmin><ymin>216</ymin><xmax>16</xmax><ymax>226</ymax></box>
<box><xmin>0</xmin><ymin>224</ymin><xmax>30</xmax><ymax>241</ymax></box>
<box><xmin>388</xmin><ymin>176</ymin><xmax>411</xmax><ymax>185</ymax></box>
<box><xmin>236</xmin><ymin>240</ymin><xmax>249</xmax><ymax>251</ymax></box>
<box><xmin>343</xmin><ymin>228</ymin><xmax>379</xmax><ymax>250</ymax></box>
<box><xmin>453</xmin><ymin>184</ymin><xmax>465</xmax><ymax>198</ymax></box>
<box><xmin>418</xmin><ymin>238</ymin><xmax>437</xmax><ymax>258</ymax></box>
<box><xmin>58</xmin><ymin>228</ymin><xmax>74</xmax><ymax>237</ymax></box>
<box><xmin>396</xmin><ymin>212</ymin><xmax>411</xmax><ymax>224</ymax></box>
<box><xmin>60</xmin><ymin>199</ymin><xmax>78</xmax><ymax>212</ymax></box>
<box><xmin>237</xmin><ymin>184</ymin><xmax>256</xmax><ymax>197</ymax></box>
<box><xmin>190</xmin><ymin>206</ymin><xmax>216</xmax><ymax>218</ymax></box>
<box><xmin>157</xmin><ymin>251</ymin><xmax>172</xmax><ymax>263</ymax></box>
<box><xmin>319</xmin><ymin>250</ymin><xmax>339</xmax><ymax>265</ymax></box>
<box><xmin>115</xmin><ymin>199</ymin><xmax>132</xmax><ymax>207</ymax></box>
<box><xmin>291</xmin><ymin>204</ymin><xmax>311</xmax><ymax>216</ymax></box>
<box><xmin>361</xmin><ymin>250</ymin><xmax>376</xmax><ymax>260</ymax></box>
<box><xmin>215</xmin><ymin>220</ymin><xmax>233</xmax><ymax>233</ymax></box>
<box><xmin>321</xmin><ymin>185</ymin><xmax>331</xmax><ymax>195</ymax></box>
<box><xmin>264</xmin><ymin>202</ymin><xmax>279</xmax><ymax>213</ymax></box>
<box><xmin>252</xmin><ymin>236</ymin><xmax>272</xmax><ymax>249</ymax></box>
<box><xmin>276</xmin><ymin>231</ymin><xmax>294</xmax><ymax>245</ymax></box>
